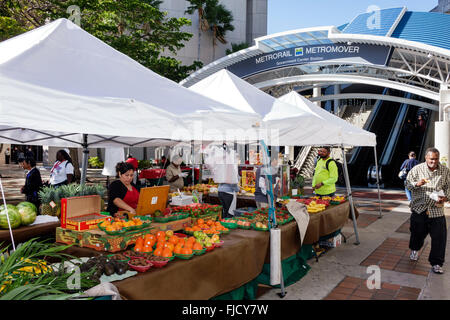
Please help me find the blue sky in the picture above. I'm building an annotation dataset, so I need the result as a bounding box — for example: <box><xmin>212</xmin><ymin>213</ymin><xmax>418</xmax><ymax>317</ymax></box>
<box><xmin>268</xmin><ymin>0</ymin><xmax>437</xmax><ymax>34</ymax></box>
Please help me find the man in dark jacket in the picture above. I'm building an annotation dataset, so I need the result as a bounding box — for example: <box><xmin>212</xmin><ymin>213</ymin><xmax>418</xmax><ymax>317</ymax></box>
<box><xmin>20</xmin><ymin>157</ymin><xmax>43</xmax><ymax>209</ymax></box>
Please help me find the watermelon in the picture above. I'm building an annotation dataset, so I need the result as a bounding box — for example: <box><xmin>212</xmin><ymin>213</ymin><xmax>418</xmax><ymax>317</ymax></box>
<box><xmin>18</xmin><ymin>206</ymin><xmax>37</xmax><ymax>226</ymax></box>
<box><xmin>0</xmin><ymin>204</ymin><xmax>18</xmax><ymax>212</ymax></box>
<box><xmin>0</xmin><ymin>206</ymin><xmax>22</xmax><ymax>229</ymax></box>
<box><xmin>17</xmin><ymin>201</ymin><xmax>37</xmax><ymax>214</ymax></box>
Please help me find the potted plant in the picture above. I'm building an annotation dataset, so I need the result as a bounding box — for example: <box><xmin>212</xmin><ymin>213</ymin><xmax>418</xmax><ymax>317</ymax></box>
<box><xmin>291</xmin><ymin>174</ymin><xmax>305</xmax><ymax>196</ymax></box>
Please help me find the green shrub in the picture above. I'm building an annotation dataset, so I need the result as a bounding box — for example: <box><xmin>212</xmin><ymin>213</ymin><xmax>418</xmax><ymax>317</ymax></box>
<box><xmin>88</xmin><ymin>157</ymin><xmax>104</xmax><ymax>168</ymax></box>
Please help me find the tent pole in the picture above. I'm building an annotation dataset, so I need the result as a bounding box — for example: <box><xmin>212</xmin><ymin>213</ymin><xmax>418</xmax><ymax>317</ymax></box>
<box><xmin>191</xmin><ymin>140</ymin><xmax>195</xmax><ymax>187</ymax></box>
<box><xmin>373</xmin><ymin>146</ymin><xmax>383</xmax><ymax>218</ymax></box>
<box><xmin>80</xmin><ymin>134</ymin><xmax>89</xmax><ymax>185</ymax></box>
<box><xmin>341</xmin><ymin>146</ymin><xmax>360</xmax><ymax>245</ymax></box>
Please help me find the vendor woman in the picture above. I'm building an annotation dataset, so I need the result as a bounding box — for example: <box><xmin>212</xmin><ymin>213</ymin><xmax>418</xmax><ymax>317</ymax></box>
<box><xmin>107</xmin><ymin>162</ymin><xmax>140</xmax><ymax>217</ymax></box>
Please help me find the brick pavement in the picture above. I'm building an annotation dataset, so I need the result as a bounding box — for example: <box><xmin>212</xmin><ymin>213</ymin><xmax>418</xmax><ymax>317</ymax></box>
<box><xmin>360</xmin><ymin>238</ymin><xmax>431</xmax><ymax>276</ymax></box>
<box><xmin>323</xmin><ymin>276</ymin><xmax>421</xmax><ymax>300</ymax></box>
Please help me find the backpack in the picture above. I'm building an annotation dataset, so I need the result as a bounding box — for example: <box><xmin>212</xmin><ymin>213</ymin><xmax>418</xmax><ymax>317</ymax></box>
<box><xmin>325</xmin><ymin>158</ymin><xmax>345</xmax><ymax>185</ymax></box>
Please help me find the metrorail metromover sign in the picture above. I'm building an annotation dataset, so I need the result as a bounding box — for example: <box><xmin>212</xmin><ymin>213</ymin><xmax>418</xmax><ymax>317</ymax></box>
<box><xmin>227</xmin><ymin>43</ymin><xmax>392</xmax><ymax>78</ymax></box>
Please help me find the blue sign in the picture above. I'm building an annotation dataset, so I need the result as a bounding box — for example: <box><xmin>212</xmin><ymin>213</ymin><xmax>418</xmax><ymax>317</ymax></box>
<box><xmin>227</xmin><ymin>43</ymin><xmax>392</xmax><ymax>78</ymax></box>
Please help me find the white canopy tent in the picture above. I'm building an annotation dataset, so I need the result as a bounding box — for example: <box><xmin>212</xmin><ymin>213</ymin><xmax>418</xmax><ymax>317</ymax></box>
<box><xmin>0</xmin><ymin>19</ymin><xmax>262</xmax><ymax>250</ymax></box>
<box><xmin>187</xmin><ymin>69</ymin><xmax>382</xmax><ymax>245</ymax></box>
<box><xmin>0</xmin><ymin>18</ymin><xmax>260</xmax><ymax>180</ymax></box>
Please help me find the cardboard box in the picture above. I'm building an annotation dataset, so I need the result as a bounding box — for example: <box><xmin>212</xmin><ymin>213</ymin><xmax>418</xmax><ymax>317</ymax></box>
<box><xmin>55</xmin><ymin>226</ymin><xmax>153</xmax><ymax>252</ymax></box>
<box><xmin>319</xmin><ymin>234</ymin><xmax>342</xmax><ymax>248</ymax></box>
<box><xmin>151</xmin><ymin>217</ymin><xmax>192</xmax><ymax>232</ymax></box>
<box><xmin>60</xmin><ymin>195</ymin><xmax>109</xmax><ymax>231</ymax></box>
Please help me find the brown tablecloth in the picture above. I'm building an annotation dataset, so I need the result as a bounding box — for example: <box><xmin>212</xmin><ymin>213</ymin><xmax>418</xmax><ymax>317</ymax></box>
<box><xmin>0</xmin><ymin>222</ymin><xmax>60</xmax><ymax>247</ymax></box>
<box><xmin>302</xmin><ymin>201</ymin><xmax>358</xmax><ymax>245</ymax></box>
<box><xmin>62</xmin><ymin>202</ymin><xmax>356</xmax><ymax>299</ymax></box>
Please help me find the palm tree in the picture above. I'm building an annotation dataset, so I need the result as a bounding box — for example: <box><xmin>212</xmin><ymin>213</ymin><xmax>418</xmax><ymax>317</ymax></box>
<box><xmin>204</xmin><ymin>1</ymin><xmax>234</xmax><ymax>61</ymax></box>
<box><xmin>185</xmin><ymin>0</ymin><xmax>210</xmax><ymax>61</ymax></box>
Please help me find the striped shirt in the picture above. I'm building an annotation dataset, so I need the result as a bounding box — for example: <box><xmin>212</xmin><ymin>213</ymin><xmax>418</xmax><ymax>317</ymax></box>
<box><xmin>405</xmin><ymin>162</ymin><xmax>450</xmax><ymax>218</ymax></box>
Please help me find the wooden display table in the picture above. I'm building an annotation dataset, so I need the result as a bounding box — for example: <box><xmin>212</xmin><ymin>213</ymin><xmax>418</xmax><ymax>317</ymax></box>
<box><xmin>0</xmin><ymin>221</ymin><xmax>60</xmax><ymax>248</ymax></box>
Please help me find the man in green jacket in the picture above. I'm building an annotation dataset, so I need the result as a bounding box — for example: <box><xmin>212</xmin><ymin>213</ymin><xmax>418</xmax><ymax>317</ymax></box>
<box><xmin>312</xmin><ymin>146</ymin><xmax>338</xmax><ymax>196</ymax></box>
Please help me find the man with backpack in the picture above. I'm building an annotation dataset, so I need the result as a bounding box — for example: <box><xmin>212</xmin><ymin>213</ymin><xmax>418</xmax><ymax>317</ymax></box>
<box><xmin>399</xmin><ymin>151</ymin><xmax>419</xmax><ymax>201</ymax></box>
<box><xmin>312</xmin><ymin>146</ymin><xmax>341</xmax><ymax>197</ymax></box>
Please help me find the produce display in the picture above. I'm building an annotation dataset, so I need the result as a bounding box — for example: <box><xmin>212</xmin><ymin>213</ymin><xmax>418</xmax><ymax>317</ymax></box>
<box><xmin>220</xmin><ymin>218</ymin><xmax>238</xmax><ymax>229</ymax></box>
<box><xmin>184</xmin><ymin>218</ymin><xmax>229</xmax><ymax>235</ymax></box>
<box><xmin>180</xmin><ymin>184</ymin><xmax>217</xmax><ymax>196</ymax></box>
<box><xmin>331</xmin><ymin>195</ymin><xmax>346</xmax><ymax>204</ymax></box>
<box><xmin>79</xmin><ymin>255</ymin><xmax>128</xmax><ymax>283</ymax></box>
<box><xmin>305</xmin><ymin>201</ymin><xmax>327</xmax><ymax>214</ymax></box>
<box><xmin>153</xmin><ymin>208</ymin><xmax>188</xmax><ymax>222</ymax></box>
<box><xmin>0</xmin><ymin>202</ymin><xmax>37</xmax><ymax>229</ymax></box>
<box><xmin>193</xmin><ymin>230</ymin><xmax>220</xmax><ymax>251</ymax></box>
<box><xmin>38</xmin><ymin>183</ymin><xmax>107</xmax><ymax>217</ymax></box>
<box><xmin>128</xmin><ymin>258</ymin><xmax>152</xmax><ymax>272</ymax></box>
<box><xmin>171</xmin><ymin>203</ymin><xmax>222</xmax><ymax>218</ymax></box>
<box><xmin>99</xmin><ymin>216</ymin><xmax>150</xmax><ymax>233</ymax></box>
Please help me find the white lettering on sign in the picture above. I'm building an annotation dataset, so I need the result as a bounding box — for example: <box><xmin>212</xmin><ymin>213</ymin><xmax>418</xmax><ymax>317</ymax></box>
<box><xmin>255</xmin><ymin>50</ymin><xmax>293</xmax><ymax>64</ymax></box>
<box><xmin>305</xmin><ymin>45</ymin><xmax>360</xmax><ymax>54</ymax></box>
<box><xmin>151</xmin><ymin>196</ymin><xmax>158</xmax><ymax>205</ymax></box>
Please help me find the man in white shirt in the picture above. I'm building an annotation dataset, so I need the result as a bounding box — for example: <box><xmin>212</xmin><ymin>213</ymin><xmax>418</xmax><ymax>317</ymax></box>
<box><xmin>49</xmin><ymin>149</ymin><xmax>74</xmax><ymax>187</ymax></box>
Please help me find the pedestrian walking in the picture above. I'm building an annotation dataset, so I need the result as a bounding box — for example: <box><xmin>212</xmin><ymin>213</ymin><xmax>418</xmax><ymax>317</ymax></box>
<box><xmin>406</xmin><ymin>147</ymin><xmax>450</xmax><ymax>274</ymax></box>
<box><xmin>399</xmin><ymin>151</ymin><xmax>419</xmax><ymax>201</ymax></box>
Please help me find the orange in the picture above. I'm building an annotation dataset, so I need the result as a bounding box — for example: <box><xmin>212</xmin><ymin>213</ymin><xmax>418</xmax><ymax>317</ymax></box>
<box><xmin>181</xmin><ymin>248</ymin><xmax>192</xmax><ymax>255</ymax></box>
<box><xmin>184</xmin><ymin>242</ymin><xmax>193</xmax><ymax>249</ymax></box>
<box><xmin>135</xmin><ymin>237</ymin><xmax>144</xmax><ymax>247</ymax></box>
<box><xmin>168</xmin><ymin>236</ymin><xmax>179</xmax><ymax>245</ymax></box>
<box><xmin>142</xmin><ymin>245</ymin><xmax>153</xmax><ymax>253</ymax></box>
<box><xmin>164</xmin><ymin>242</ymin><xmax>175</xmax><ymax>251</ymax></box>
<box><xmin>187</xmin><ymin>237</ymin><xmax>196</xmax><ymax>245</ymax></box>
<box><xmin>156</xmin><ymin>231</ymin><xmax>165</xmax><ymax>239</ymax></box>
<box><xmin>193</xmin><ymin>242</ymin><xmax>203</xmax><ymax>250</ymax></box>
<box><xmin>156</xmin><ymin>242</ymin><xmax>165</xmax><ymax>249</ymax></box>
<box><xmin>149</xmin><ymin>239</ymin><xmax>156</xmax><ymax>247</ymax></box>
<box><xmin>153</xmin><ymin>248</ymin><xmax>163</xmax><ymax>256</ymax></box>
<box><xmin>197</xmin><ymin>219</ymin><xmax>204</xmax><ymax>225</ymax></box>
<box><xmin>207</xmin><ymin>220</ymin><xmax>214</xmax><ymax>226</ymax></box>
<box><xmin>162</xmin><ymin>248</ymin><xmax>173</xmax><ymax>257</ymax></box>
<box><xmin>174</xmin><ymin>245</ymin><xmax>183</xmax><ymax>254</ymax></box>
<box><xmin>193</xmin><ymin>226</ymin><xmax>201</xmax><ymax>231</ymax></box>
<box><xmin>157</xmin><ymin>235</ymin><xmax>166</xmax><ymax>243</ymax></box>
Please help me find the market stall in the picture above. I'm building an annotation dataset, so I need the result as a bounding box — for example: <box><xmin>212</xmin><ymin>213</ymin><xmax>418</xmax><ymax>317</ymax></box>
<box><xmin>62</xmin><ymin>220</ymin><xmax>306</xmax><ymax>299</ymax></box>
<box><xmin>187</xmin><ymin>69</ymin><xmax>378</xmax><ymax>244</ymax></box>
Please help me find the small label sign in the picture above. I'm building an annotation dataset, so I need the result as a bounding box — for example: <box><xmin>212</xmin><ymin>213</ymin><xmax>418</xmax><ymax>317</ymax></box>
<box><xmin>151</xmin><ymin>196</ymin><xmax>158</xmax><ymax>205</ymax></box>
<box><xmin>49</xmin><ymin>201</ymin><xmax>56</xmax><ymax>208</ymax></box>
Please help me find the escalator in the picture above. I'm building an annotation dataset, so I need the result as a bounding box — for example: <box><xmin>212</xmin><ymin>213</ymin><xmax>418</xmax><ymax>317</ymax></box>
<box><xmin>347</xmin><ymin>88</ymin><xmax>405</xmax><ymax>186</ymax></box>
<box><xmin>364</xmin><ymin>94</ymin><xmax>433</xmax><ymax>188</ymax></box>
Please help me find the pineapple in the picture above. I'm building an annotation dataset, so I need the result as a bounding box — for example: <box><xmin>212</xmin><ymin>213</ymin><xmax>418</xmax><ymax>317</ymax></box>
<box><xmin>52</xmin><ymin>188</ymin><xmax>61</xmax><ymax>217</ymax></box>
<box><xmin>38</xmin><ymin>187</ymin><xmax>53</xmax><ymax>216</ymax></box>
<box><xmin>94</xmin><ymin>184</ymin><xmax>106</xmax><ymax>211</ymax></box>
